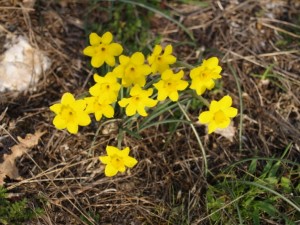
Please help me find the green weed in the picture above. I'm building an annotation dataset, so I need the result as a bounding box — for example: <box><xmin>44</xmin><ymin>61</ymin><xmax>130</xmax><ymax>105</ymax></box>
<box><xmin>251</xmin><ymin>64</ymin><xmax>287</xmax><ymax>91</ymax></box>
<box><xmin>0</xmin><ymin>186</ymin><xmax>43</xmax><ymax>225</ymax></box>
<box><xmin>206</xmin><ymin>156</ymin><xmax>300</xmax><ymax>224</ymax></box>
<box><xmin>85</xmin><ymin>0</ymin><xmax>160</xmax><ymax>52</ymax></box>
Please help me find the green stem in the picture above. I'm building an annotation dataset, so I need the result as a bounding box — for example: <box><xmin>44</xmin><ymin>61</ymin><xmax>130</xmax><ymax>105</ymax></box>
<box><xmin>177</xmin><ymin>102</ymin><xmax>208</xmax><ymax>176</ymax></box>
<box><xmin>228</xmin><ymin>63</ymin><xmax>243</xmax><ymax>152</ymax></box>
<box><xmin>88</xmin><ymin>119</ymin><xmax>121</xmax><ymax>156</ymax></box>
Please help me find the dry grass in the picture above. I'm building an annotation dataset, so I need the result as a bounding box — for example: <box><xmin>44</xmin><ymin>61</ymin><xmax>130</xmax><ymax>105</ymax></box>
<box><xmin>0</xmin><ymin>0</ymin><xmax>299</xmax><ymax>224</ymax></box>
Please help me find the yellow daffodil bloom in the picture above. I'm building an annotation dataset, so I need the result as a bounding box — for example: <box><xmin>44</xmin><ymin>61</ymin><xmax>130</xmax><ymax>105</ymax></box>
<box><xmin>89</xmin><ymin>72</ymin><xmax>121</xmax><ymax>104</ymax></box>
<box><xmin>199</xmin><ymin>95</ymin><xmax>238</xmax><ymax>134</ymax></box>
<box><xmin>148</xmin><ymin>44</ymin><xmax>177</xmax><ymax>74</ymax></box>
<box><xmin>84</xmin><ymin>96</ymin><xmax>114</xmax><ymax>121</ymax></box>
<box><xmin>190</xmin><ymin>57</ymin><xmax>222</xmax><ymax>95</ymax></box>
<box><xmin>118</xmin><ymin>85</ymin><xmax>157</xmax><ymax>116</ymax></box>
<box><xmin>153</xmin><ymin>69</ymin><xmax>188</xmax><ymax>102</ymax></box>
<box><xmin>83</xmin><ymin>32</ymin><xmax>123</xmax><ymax>68</ymax></box>
<box><xmin>99</xmin><ymin>146</ymin><xmax>138</xmax><ymax>177</ymax></box>
<box><xmin>50</xmin><ymin>93</ymin><xmax>91</xmax><ymax>134</ymax></box>
<box><xmin>113</xmin><ymin>52</ymin><xmax>151</xmax><ymax>87</ymax></box>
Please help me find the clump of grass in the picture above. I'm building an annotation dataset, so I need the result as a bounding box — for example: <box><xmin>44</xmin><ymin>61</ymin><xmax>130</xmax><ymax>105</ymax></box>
<box><xmin>0</xmin><ymin>186</ymin><xmax>43</xmax><ymax>225</ymax></box>
<box><xmin>205</xmin><ymin>150</ymin><xmax>300</xmax><ymax>224</ymax></box>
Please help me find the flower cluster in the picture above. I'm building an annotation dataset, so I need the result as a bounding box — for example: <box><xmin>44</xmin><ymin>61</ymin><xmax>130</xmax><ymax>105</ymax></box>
<box><xmin>50</xmin><ymin>31</ymin><xmax>238</xmax><ymax>177</ymax></box>
<box><xmin>99</xmin><ymin>146</ymin><xmax>138</xmax><ymax>177</ymax></box>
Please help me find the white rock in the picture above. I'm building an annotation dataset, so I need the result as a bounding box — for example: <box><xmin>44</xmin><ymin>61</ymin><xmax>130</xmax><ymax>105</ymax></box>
<box><xmin>0</xmin><ymin>36</ymin><xmax>51</xmax><ymax>92</ymax></box>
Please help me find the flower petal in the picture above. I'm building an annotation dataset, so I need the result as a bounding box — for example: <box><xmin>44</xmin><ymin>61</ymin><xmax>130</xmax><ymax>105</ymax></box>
<box><xmin>53</xmin><ymin>115</ymin><xmax>67</xmax><ymax>129</ymax></box>
<box><xmin>89</xmin><ymin>33</ymin><xmax>101</xmax><ymax>45</ymax></box>
<box><xmin>99</xmin><ymin>156</ymin><xmax>110</xmax><ymax>164</ymax></box>
<box><xmin>204</xmin><ymin>79</ymin><xmax>215</xmax><ymax>90</ymax></box>
<box><xmin>101</xmin><ymin>32</ymin><xmax>113</xmax><ymax>44</ymax></box>
<box><xmin>102</xmin><ymin>105</ymin><xmax>114</xmax><ymax>118</ymax></box>
<box><xmin>119</xmin><ymin>55</ymin><xmax>130</xmax><ymax>65</ymax></box>
<box><xmin>50</xmin><ymin>103</ymin><xmax>62</xmax><ymax>114</ymax></box>
<box><xmin>126</xmin><ymin>103</ymin><xmax>137</xmax><ymax>116</ymax></box>
<box><xmin>76</xmin><ymin>112</ymin><xmax>91</xmax><ymax>126</ymax></box>
<box><xmin>165</xmin><ymin>55</ymin><xmax>177</xmax><ymax>64</ymax></box>
<box><xmin>164</xmin><ymin>44</ymin><xmax>173</xmax><ymax>55</ymax></box>
<box><xmin>108</xmin><ymin>43</ymin><xmax>123</xmax><ymax>56</ymax></box>
<box><xmin>105</xmin><ymin>164</ymin><xmax>118</xmax><ymax>177</ymax></box>
<box><xmin>145</xmin><ymin>98</ymin><xmax>157</xmax><ymax>107</ymax></box>
<box><xmin>120</xmin><ymin>147</ymin><xmax>130</xmax><ymax>157</ymax></box>
<box><xmin>208</xmin><ymin>122</ymin><xmax>217</xmax><ymax>134</ymax></box>
<box><xmin>169</xmin><ymin>91</ymin><xmax>179</xmax><ymax>102</ymax></box>
<box><xmin>157</xmin><ymin>88</ymin><xmax>168</xmax><ymax>101</ymax></box>
<box><xmin>67</xmin><ymin>122</ymin><xmax>78</xmax><ymax>134</ymax></box>
<box><xmin>137</xmin><ymin>105</ymin><xmax>147</xmax><ymax>117</ymax></box>
<box><xmin>89</xmin><ymin>84</ymin><xmax>101</xmax><ymax>96</ymax></box>
<box><xmin>95</xmin><ymin>111</ymin><xmax>103</xmax><ymax>121</ymax></box>
<box><xmin>105</xmin><ymin>55</ymin><xmax>116</xmax><ymax>67</ymax></box>
<box><xmin>195</xmin><ymin>85</ymin><xmax>206</xmax><ymax>96</ymax></box>
<box><xmin>130</xmin><ymin>85</ymin><xmax>142</xmax><ymax>96</ymax></box>
<box><xmin>118</xmin><ymin>98</ymin><xmax>130</xmax><ymax>107</ymax></box>
<box><xmin>224</xmin><ymin>107</ymin><xmax>238</xmax><ymax>117</ymax></box>
<box><xmin>219</xmin><ymin>95</ymin><xmax>232</xmax><ymax>108</ymax></box>
<box><xmin>61</xmin><ymin>93</ymin><xmax>75</xmax><ymax>105</ymax></box>
<box><xmin>189</xmin><ymin>67</ymin><xmax>200</xmax><ymax>79</ymax></box>
<box><xmin>118</xmin><ymin>165</ymin><xmax>126</xmax><ymax>173</ymax></box>
<box><xmin>83</xmin><ymin>46</ymin><xmax>96</xmax><ymax>56</ymax></box>
<box><xmin>199</xmin><ymin>111</ymin><xmax>213</xmax><ymax>124</ymax></box>
<box><xmin>153</xmin><ymin>45</ymin><xmax>162</xmax><ymax>55</ymax></box>
<box><xmin>93</xmin><ymin>73</ymin><xmax>102</xmax><ymax>83</ymax></box>
<box><xmin>124</xmin><ymin>156</ymin><xmax>138</xmax><ymax>168</ymax></box>
<box><xmin>177</xmin><ymin>80</ymin><xmax>189</xmax><ymax>90</ymax></box>
<box><xmin>74</xmin><ymin>99</ymin><xmax>87</xmax><ymax>111</ymax></box>
<box><xmin>106</xmin><ymin>146</ymin><xmax>119</xmax><ymax>156</ymax></box>
<box><xmin>218</xmin><ymin>117</ymin><xmax>231</xmax><ymax>129</ymax></box>
<box><xmin>141</xmin><ymin>64</ymin><xmax>151</xmax><ymax>75</ymax></box>
<box><xmin>206</xmin><ymin>57</ymin><xmax>219</xmax><ymax>67</ymax></box>
<box><xmin>91</xmin><ymin>56</ymin><xmax>104</xmax><ymax>68</ymax></box>
<box><xmin>131</xmin><ymin>52</ymin><xmax>145</xmax><ymax>65</ymax></box>
<box><xmin>161</xmin><ymin>69</ymin><xmax>172</xmax><ymax>80</ymax></box>
<box><xmin>209</xmin><ymin>100</ymin><xmax>220</xmax><ymax>112</ymax></box>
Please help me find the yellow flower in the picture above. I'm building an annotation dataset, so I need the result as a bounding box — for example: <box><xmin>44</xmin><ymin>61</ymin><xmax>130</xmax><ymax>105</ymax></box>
<box><xmin>190</xmin><ymin>57</ymin><xmax>222</xmax><ymax>95</ymax></box>
<box><xmin>84</xmin><ymin>96</ymin><xmax>114</xmax><ymax>121</ymax></box>
<box><xmin>50</xmin><ymin>93</ymin><xmax>91</xmax><ymax>134</ymax></box>
<box><xmin>148</xmin><ymin>44</ymin><xmax>177</xmax><ymax>74</ymax></box>
<box><xmin>153</xmin><ymin>69</ymin><xmax>188</xmax><ymax>102</ymax></box>
<box><xmin>99</xmin><ymin>146</ymin><xmax>138</xmax><ymax>177</ymax></box>
<box><xmin>113</xmin><ymin>52</ymin><xmax>151</xmax><ymax>87</ymax></box>
<box><xmin>83</xmin><ymin>32</ymin><xmax>123</xmax><ymax>68</ymax></box>
<box><xmin>118</xmin><ymin>84</ymin><xmax>157</xmax><ymax>116</ymax></box>
<box><xmin>89</xmin><ymin>72</ymin><xmax>121</xmax><ymax>104</ymax></box>
<box><xmin>199</xmin><ymin>95</ymin><xmax>238</xmax><ymax>134</ymax></box>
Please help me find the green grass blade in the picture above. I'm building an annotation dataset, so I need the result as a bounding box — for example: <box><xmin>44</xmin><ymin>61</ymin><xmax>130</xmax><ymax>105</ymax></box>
<box><xmin>227</xmin><ymin>157</ymin><xmax>299</xmax><ymax>169</ymax></box>
<box><xmin>139</xmin><ymin>98</ymin><xmax>189</xmax><ymax>129</ymax></box>
<box><xmin>139</xmin><ymin>119</ymin><xmax>191</xmax><ymax>132</ymax></box>
<box><xmin>236</xmin><ymin>181</ymin><xmax>300</xmax><ymax>213</ymax></box>
<box><xmin>177</xmin><ymin>102</ymin><xmax>208</xmax><ymax>176</ymax></box>
<box><xmin>228</xmin><ymin>63</ymin><xmax>243</xmax><ymax>152</ymax></box>
<box><xmin>122</xmin><ymin>127</ymin><xmax>143</xmax><ymax>140</ymax></box>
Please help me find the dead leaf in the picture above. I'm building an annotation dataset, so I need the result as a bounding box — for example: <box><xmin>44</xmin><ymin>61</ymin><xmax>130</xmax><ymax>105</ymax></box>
<box><xmin>22</xmin><ymin>0</ymin><xmax>36</xmax><ymax>8</ymax></box>
<box><xmin>214</xmin><ymin>122</ymin><xmax>236</xmax><ymax>142</ymax></box>
<box><xmin>0</xmin><ymin>130</ymin><xmax>46</xmax><ymax>185</ymax></box>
